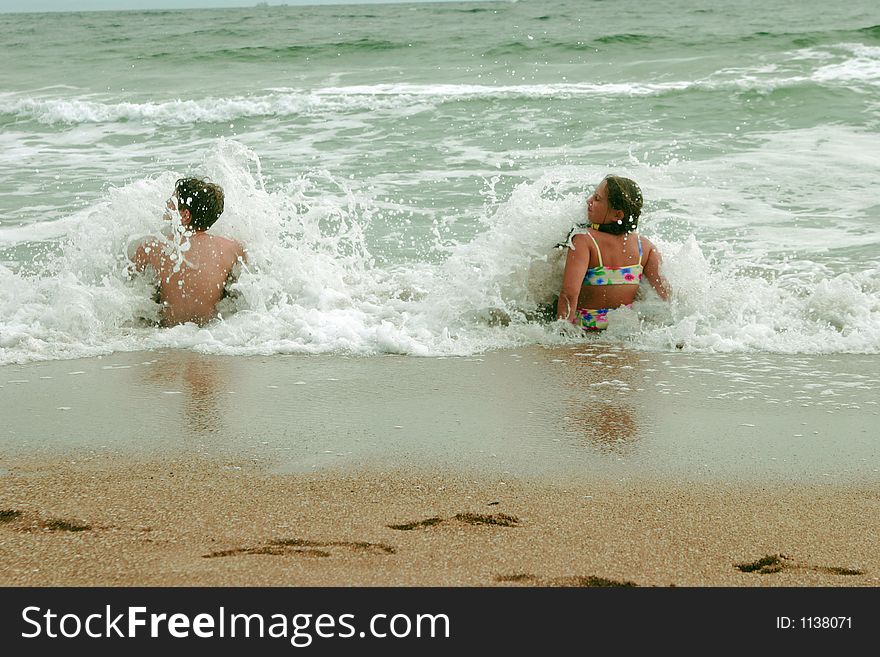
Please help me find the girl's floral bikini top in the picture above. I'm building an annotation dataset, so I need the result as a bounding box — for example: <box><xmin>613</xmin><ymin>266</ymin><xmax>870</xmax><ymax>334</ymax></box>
<box><xmin>583</xmin><ymin>231</ymin><xmax>643</xmax><ymax>286</ymax></box>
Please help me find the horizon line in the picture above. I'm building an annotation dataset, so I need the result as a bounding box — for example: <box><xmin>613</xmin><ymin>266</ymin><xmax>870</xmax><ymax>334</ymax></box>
<box><xmin>0</xmin><ymin>0</ymin><xmax>500</xmax><ymax>16</ymax></box>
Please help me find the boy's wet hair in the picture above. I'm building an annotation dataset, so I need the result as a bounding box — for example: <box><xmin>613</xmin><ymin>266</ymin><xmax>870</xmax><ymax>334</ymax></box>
<box><xmin>175</xmin><ymin>177</ymin><xmax>225</xmax><ymax>231</ymax></box>
<box><xmin>601</xmin><ymin>175</ymin><xmax>643</xmax><ymax>235</ymax></box>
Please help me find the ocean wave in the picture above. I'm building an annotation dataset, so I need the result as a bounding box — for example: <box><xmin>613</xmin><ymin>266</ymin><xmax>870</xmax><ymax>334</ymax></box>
<box><xmin>593</xmin><ymin>33</ymin><xmax>664</xmax><ymax>45</ymax></box>
<box><xmin>0</xmin><ymin>94</ymin><xmax>323</xmax><ymax>126</ymax></box>
<box><xmin>0</xmin><ymin>84</ymin><xmax>683</xmax><ymax>125</ymax></box>
<box><xmin>482</xmin><ymin>34</ymin><xmax>671</xmax><ymax>55</ymax></box>
<box><xmin>2</xmin><ymin>53</ymin><xmax>876</xmax><ymax>127</ymax></box>
<box><xmin>812</xmin><ymin>43</ymin><xmax>880</xmax><ymax>86</ymax></box>
<box><xmin>327</xmin><ymin>38</ymin><xmax>409</xmax><ymax>52</ymax></box>
<box><xmin>529</xmin><ymin>26</ymin><xmax>880</xmax><ymax>52</ymax></box>
<box><xmin>482</xmin><ymin>42</ymin><xmax>535</xmax><ymax>56</ymax></box>
<box><xmin>147</xmin><ymin>38</ymin><xmax>411</xmax><ymax>63</ymax></box>
<box><xmin>484</xmin><ymin>27</ymin><xmax>876</xmax><ymax>55</ymax></box>
<box><xmin>1</xmin><ymin>140</ymin><xmax>879</xmax><ymax>365</ymax></box>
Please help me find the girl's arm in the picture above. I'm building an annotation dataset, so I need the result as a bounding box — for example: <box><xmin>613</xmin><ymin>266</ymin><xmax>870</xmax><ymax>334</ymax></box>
<box><xmin>642</xmin><ymin>242</ymin><xmax>671</xmax><ymax>301</ymax></box>
<box><xmin>557</xmin><ymin>233</ymin><xmax>591</xmax><ymax>322</ymax></box>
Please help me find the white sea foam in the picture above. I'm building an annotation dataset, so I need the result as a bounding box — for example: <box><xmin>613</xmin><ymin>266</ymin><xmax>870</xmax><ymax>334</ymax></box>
<box><xmin>2</xmin><ymin>41</ymin><xmax>877</xmax><ymax>129</ymax></box>
<box><xmin>0</xmin><ymin>84</ymin><xmax>686</xmax><ymax>126</ymax></box>
<box><xmin>1</xmin><ymin>140</ymin><xmax>879</xmax><ymax>365</ymax></box>
<box><xmin>812</xmin><ymin>44</ymin><xmax>880</xmax><ymax>87</ymax></box>
<box><xmin>0</xmin><ymin>212</ymin><xmax>86</xmax><ymax>245</ymax></box>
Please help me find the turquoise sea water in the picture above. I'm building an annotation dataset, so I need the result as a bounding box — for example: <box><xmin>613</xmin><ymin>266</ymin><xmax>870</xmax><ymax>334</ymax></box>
<box><xmin>1</xmin><ymin>0</ymin><xmax>879</xmax><ymax>362</ymax></box>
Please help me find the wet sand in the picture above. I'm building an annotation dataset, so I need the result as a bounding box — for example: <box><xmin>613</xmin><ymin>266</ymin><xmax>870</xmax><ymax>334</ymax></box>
<box><xmin>1</xmin><ymin>347</ymin><xmax>878</xmax><ymax>586</ymax></box>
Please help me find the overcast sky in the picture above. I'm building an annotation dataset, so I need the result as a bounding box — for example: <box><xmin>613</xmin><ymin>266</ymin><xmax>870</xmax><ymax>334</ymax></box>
<box><xmin>0</xmin><ymin>0</ymin><xmax>482</xmax><ymax>13</ymax></box>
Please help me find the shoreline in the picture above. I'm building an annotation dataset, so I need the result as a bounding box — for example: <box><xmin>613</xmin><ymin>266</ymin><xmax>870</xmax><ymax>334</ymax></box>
<box><xmin>1</xmin><ymin>347</ymin><xmax>877</xmax><ymax>484</ymax></box>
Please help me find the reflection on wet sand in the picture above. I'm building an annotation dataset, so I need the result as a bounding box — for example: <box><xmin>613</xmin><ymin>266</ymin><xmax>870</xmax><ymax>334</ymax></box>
<box><xmin>139</xmin><ymin>352</ymin><xmax>229</xmax><ymax>436</ymax></box>
<box><xmin>551</xmin><ymin>345</ymin><xmax>643</xmax><ymax>454</ymax></box>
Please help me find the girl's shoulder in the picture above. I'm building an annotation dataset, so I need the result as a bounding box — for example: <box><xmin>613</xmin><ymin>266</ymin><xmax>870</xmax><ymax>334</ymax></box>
<box><xmin>635</xmin><ymin>234</ymin><xmax>659</xmax><ymax>255</ymax></box>
<box><xmin>569</xmin><ymin>231</ymin><xmax>594</xmax><ymax>249</ymax></box>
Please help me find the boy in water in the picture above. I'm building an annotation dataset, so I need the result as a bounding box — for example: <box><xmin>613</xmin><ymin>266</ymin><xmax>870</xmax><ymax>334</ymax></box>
<box><xmin>130</xmin><ymin>177</ymin><xmax>246</xmax><ymax>327</ymax></box>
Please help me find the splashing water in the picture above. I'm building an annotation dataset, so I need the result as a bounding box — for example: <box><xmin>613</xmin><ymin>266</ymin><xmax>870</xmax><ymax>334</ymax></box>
<box><xmin>1</xmin><ymin>138</ymin><xmax>878</xmax><ymax>365</ymax></box>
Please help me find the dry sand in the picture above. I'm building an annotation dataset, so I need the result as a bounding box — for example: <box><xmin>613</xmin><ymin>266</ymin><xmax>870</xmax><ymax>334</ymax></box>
<box><xmin>0</xmin><ymin>454</ymin><xmax>877</xmax><ymax>587</ymax></box>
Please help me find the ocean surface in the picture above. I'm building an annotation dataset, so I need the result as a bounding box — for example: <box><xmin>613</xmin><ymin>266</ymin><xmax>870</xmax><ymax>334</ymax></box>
<box><xmin>1</xmin><ymin>0</ymin><xmax>879</xmax><ymax>364</ymax></box>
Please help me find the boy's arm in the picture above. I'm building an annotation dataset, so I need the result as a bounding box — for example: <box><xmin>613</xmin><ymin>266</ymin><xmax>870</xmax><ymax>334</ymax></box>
<box><xmin>129</xmin><ymin>239</ymin><xmax>160</xmax><ymax>273</ymax></box>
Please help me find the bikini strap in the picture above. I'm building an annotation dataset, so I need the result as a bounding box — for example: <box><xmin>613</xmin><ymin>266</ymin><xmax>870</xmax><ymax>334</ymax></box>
<box><xmin>586</xmin><ymin>231</ymin><xmax>603</xmax><ymax>268</ymax></box>
<box><xmin>637</xmin><ymin>235</ymin><xmax>643</xmax><ymax>265</ymax></box>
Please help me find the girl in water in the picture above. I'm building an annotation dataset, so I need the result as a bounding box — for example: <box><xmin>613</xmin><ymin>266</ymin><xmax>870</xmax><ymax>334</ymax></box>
<box><xmin>557</xmin><ymin>175</ymin><xmax>669</xmax><ymax>330</ymax></box>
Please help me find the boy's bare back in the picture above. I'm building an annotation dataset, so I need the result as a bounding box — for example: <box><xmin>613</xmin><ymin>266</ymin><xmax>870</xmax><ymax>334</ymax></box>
<box><xmin>133</xmin><ymin>233</ymin><xmax>245</xmax><ymax>326</ymax></box>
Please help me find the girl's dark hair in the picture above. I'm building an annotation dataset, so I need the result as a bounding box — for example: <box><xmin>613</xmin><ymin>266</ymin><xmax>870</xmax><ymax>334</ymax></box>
<box><xmin>601</xmin><ymin>175</ymin><xmax>643</xmax><ymax>235</ymax></box>
<box><xmin>175</xmin><ymin>177</ymin><xmax>225</xmax><ymax>231</ymax></box>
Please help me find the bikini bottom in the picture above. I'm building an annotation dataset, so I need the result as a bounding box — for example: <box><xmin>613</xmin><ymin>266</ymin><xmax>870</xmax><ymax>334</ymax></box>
<box><xmin>575</xmin><ymin>304</ymin><xmax>632</xmax><ymax>331</ymax></box>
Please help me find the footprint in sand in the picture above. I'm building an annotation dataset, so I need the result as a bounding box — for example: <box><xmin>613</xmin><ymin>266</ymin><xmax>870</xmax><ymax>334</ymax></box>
<box><xmin>203</xmin><ymin>538</ymin><xmax>396</xmax><ymax>559</ymax></box>
<box><xmin>0</xmin><ymin>509</ymin><xmax>92</xmax><ymax>533</ymax></box>
<box><xmin>495</xmin><ymin>573</ymin><xmax>637</xmax><ymax>587</ymax></box>
<box><xmin>387</xmin><ymin>513</ymin><xmax>520</xmax><ymax>530</ymax></box>
<box><xmin>735</xmin><ymin>553</ymin><xmax>863</xmax><ymax>576</ymax></box>
<box><xmin>0</xmin><ymin>510</ymin><xmax>23</xmax><ymax>523</ymax></box>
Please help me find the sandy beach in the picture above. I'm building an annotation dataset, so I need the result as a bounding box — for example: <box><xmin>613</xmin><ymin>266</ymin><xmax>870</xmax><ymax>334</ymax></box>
<box><xmin>1</xmin><ymin>456</ymin><xmax>878</xmax><ymax>587</ymax></box>
<box><xmin>1</xmin><ymin>347</ymin><xmax>878</xmax><ymax>586</ymax></box>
